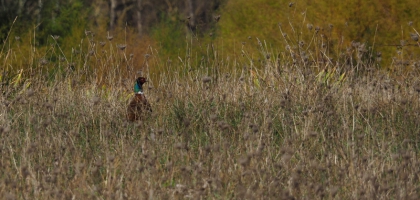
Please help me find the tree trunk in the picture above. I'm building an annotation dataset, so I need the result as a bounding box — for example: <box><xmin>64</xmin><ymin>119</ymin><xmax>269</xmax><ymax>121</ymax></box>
<box><xmin>37</xmin><ymin>0</ymin><xmax>42</xmax><ymax>30</ymax></box>
<box><xmin>52</xmin><ymin>0</ymin><xmax>59</xmax><ymax>24</ymax></box>
<box><xmin>186</xmin><ymin>0</ymin><xmax>194</xmax><ymax>28</ymax></box>
<box><xmin>1</xmin><ymin>0</ymin><xmax>5</xmax><ymax>12</ymax></box>
<box><xmin>136</xmin><ymin>0</ymin><xmax>142</xmax><ymax>37</ymax></box>
<box><xmin>110</xmin><ymin>0</ymin><xmax>117</xmax><ymax>31</ymax></box>
<box><xmin>17</xmin><ymin>0</ymin><xmax>27</xmax><ymax>15</ymax></box>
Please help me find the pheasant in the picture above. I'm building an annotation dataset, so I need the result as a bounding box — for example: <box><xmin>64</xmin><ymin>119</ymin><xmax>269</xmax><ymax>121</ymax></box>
<box><xmin>127</xmin><ymin>77</ymin><xmax>152</xmax><ymax>122</ymax></box>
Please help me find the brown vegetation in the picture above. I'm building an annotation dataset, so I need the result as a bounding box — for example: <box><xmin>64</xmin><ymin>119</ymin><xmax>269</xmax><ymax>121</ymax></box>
<box><xmin>1</xmin><ymin>2</ymin><xmax>420</xmax><ymax>199</ymax></box>
<box><xmin>1</xmin><ymin>26</ymin><xmax>420</xmax><ymax>199</ymax></box>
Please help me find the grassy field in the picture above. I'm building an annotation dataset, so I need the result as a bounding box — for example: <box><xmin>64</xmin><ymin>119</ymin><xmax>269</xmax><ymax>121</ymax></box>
<box><xmin>1</xmin><ymin>22</ymin><xmax>420</xmax><ymax>199</ymax></box>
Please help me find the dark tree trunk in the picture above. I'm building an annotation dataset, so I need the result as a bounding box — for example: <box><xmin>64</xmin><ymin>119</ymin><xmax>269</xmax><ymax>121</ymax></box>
<box><xmin>186</xmin><ymin>0</ymin><xmax>194</xmax><ymax>28</ymax></box>
<box><xmin>37</xmin><ymin>0</ymin><xmax>42</xmax><ymax>29</ymax></box>
<box><xmin>17</xmin><ymin>0</ymin><xmax>27</xmax><ymax>15</ymax></box>
<box><xmin>136</xmin><ymin>0</ymin><xmax>142</xmax><ymax>37</ymax></box>
<box><xmin>110</xmin><ymin>0</ymin><xmax>117</xmax><ymax>31</ymax></box>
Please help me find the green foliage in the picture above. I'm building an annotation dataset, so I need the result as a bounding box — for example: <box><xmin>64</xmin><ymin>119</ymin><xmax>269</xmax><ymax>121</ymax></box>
<box><xmin>0</xmin><ymin>1</ymin><xmax>90</xmax><ymax>81</ymax></box>
<box><xmin>151</xmin><ymin>16</ymin><xmax>187</xmax><ymax>57</ymax></box>
<box><xmin>218</xmin><ymin>0</ymin><xmax>297</xmax><ymax>51</ymax></box>
<box><xmin>0</xmin><ymin>1</ymin><xmax>89</xmax><ymax>46</ymax></box>
<box><xmin>217</xmin><ymin>0</ymin><xmax>420</xmax><ymax>67</ymax></box>
<box><xmin>37</xmin><ymin>1</ymin><xmax>88</xmax><ymax>45</ymax></box>
<box><xmin>0</xmin><ymin>22</ymin><xmax>13</xmax><ymax>41</ymax></box>
<box><xmin>0</xmin><ymin>1</ymin><xmax>88</xmax><ymax>56</ymax></box>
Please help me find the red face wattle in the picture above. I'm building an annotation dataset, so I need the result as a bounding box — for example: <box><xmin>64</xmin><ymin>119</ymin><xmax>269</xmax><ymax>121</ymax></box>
<box><xmin>137</xmin><ymin>77</ymin><xmax>147</xmax><ymax>85</ymax></box>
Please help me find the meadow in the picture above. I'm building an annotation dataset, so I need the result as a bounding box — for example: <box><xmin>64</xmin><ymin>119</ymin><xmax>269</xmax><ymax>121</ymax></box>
<box><xmin>1</xmin><ymin>18</ymin><xmax>420</xmax><ymax>200</ymax></box>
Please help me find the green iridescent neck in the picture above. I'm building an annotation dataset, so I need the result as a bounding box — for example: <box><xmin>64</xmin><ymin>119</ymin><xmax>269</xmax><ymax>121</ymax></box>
<box><xmin>134</xmin><ymin>82</ymin><xmax>143</xmax><ymax>94</ymax></box>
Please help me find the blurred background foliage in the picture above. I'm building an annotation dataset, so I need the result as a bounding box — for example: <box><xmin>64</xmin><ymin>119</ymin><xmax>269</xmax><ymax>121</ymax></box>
<box><xmin>218</xmin><ymin>0</ymin><xmax>420</xmax><ymax>65</ymax></box>
<box><xmin>1</xmin><ymin>0</ymin><xmax>419</xmax><ymax>74</ymax></box>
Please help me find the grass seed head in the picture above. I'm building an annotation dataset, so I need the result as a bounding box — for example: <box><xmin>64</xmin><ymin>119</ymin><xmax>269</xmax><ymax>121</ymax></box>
<box><xmin>26</xmin><ymin>89</ymin><xmax>35</xmax><ymax>97</ymax></box>
<box><xmin>308</xmin><ymin>131</ymin><xmax>318</xmax><ymax>137</ymax></box>
<box><xmin>202</xmin><ymin>76</ymin><xmax>212</xmax><ymax>83</ymax></box>
<box><xmin>214</xmin><ymin>15</ymin><xmax>221</xmax><ymax>22</ymax></box>
<box><xmin>39</xmin><ymin>58</ymin><xmax>49</xmax><ymax>65</ymax></box>
<box><xmin>239</xmin><ymin>155</ymin><xmax>251</xmax><ymax>167</ymax></box>
<box><xmin>307</xmin><ymin>23</ymin><xmax>313</xmax><ymax>30</ymax></box>
<box><xmin>92</xmin><ymin>96</ymin><xmax>100</xmax><ymax>105</ymax></box>
<box><xmin>117</xmin><ymin>44</ymin><xmax>127</xmax><ymax>50</ymax></box>
<box><xmin>410</xmin><ymin>33</ymin><xmax>419</xmax><ymax>41</ymax></box>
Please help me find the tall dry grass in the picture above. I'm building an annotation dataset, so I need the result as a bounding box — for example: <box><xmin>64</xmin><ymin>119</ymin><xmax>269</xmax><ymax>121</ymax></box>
<box><xmin>1</xmin><ymin>19</ymin><xmax>420</xmax><ymax>200</ymax></box>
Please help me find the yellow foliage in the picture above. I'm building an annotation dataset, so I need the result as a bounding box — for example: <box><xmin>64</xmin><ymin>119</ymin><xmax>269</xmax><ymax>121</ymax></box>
<box><xmin>217</xmin><ymin>0</ymin><xmax>420</xmax><ymax>67</ymax></box>
<box><xmin>250</xmin><ymin>69</ymin><xmax>261</xmax><ymax>89</ymax></box>
<box><xmin>11</xmin><ymin>69</ymin><xmax>23</xmax><ymax>88</ymax></box>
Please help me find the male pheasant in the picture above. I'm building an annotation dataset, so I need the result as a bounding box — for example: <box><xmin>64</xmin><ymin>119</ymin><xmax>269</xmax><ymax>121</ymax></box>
<box><xmin>127</xmin><ymin>77</ymin><xmax>152</xmax><ymax>122</ymax></box>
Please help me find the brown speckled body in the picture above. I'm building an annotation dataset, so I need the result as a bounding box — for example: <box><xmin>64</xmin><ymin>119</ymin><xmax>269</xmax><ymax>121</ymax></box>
<box><xmin>127</xmin><ymin>93</ymin><xmax>152</xmax><ymax>121</ymax></box>
<box><xmin>127</xmin><ymin>77</ymin><xmax>152</xmax><ymax>122</ymax></box>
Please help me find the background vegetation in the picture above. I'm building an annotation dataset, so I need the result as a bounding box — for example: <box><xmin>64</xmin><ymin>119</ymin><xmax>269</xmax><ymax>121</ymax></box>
<box><xmin>2</xmin><ymin>0</ymin><xmax>420</xmax><ymax>79</ymax></box>
<box><xmin>1</xmin><ymin>0</ymin><xmax>420</xmax><ymax>199</ymax></box>
<box><xmin>218</xmin><ymin>0</ymin><xmax>420</xmax><ymax>66</ymax></box>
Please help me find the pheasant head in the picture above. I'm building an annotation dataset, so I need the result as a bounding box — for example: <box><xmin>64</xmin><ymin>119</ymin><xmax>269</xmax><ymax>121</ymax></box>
<box><xmin>134</xmin><ymin>77</ymin><xmax>147</xmax><ymax>94</ymax></box>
